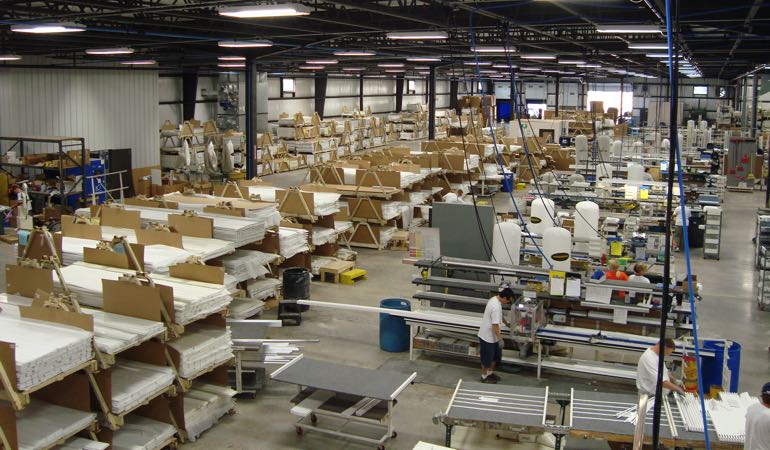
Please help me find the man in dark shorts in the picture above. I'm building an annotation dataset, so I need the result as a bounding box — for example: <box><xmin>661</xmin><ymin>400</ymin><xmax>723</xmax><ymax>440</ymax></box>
<box><xmin>477</xmin><ymin>281</ymin><xmax>513</xmax><ymax>383</ymax></box>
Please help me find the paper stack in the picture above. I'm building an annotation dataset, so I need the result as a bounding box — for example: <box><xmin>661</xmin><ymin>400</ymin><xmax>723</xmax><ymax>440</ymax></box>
<box><xmin>279</xmin><ymin>227</ymin><xmax>310</xmax><ymax>259</ymax></box>
<box><xmin>111</xmin><ymin>415</ymin><xmax>177</xmax><ymax>450</ymax></box>
<box><xmin>101</xmin><ymin>226</ymin><xmax>236</xmax><ymax>261</ymax></box>
<box><xmin>61</xmin><ymin>236</ymin><xmax>192</xmax><ymax>274</ymax></box>
<box><xmin>245</xmin><ymin>277</ymin><xmax>282</xmax><ymax>301</ymax></box>
<box><xmin>183</xmin><ymin>383</ymin><xmax>237</xmax><ymax>441</ymax></box>
<box><xmin>215</xmin><ymin>249</ymin><xmax>277</xmax><ymax>283</ymax></box>
<box><xmin>110</xmin><ymin>359</ymin><xmax>175</xmax><ymax>414</ymax></box>
<box><xmin>59</xmin><ymin>437</ymin><xmax>109</xmax><ymax>450</ymax></box>
<box><xmin>16</xmin><ymin>402</ymin><xmax>97</xmax><ymax>450</ymax></box>
<box><xmin>167</xmin><ymin>324</ymin><xmax>233</xmax><ymax>378</ymax></box>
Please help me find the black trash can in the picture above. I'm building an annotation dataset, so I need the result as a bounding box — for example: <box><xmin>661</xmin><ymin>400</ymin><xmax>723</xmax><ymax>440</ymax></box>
<box><xmin>283</xmin><ymin>267</ymin><xmax>310</xmax><ymax>312</ymax></box>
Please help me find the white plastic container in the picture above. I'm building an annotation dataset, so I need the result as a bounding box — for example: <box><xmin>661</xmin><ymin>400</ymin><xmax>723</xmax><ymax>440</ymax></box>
<box><xmin>574</xmin><ymin>201</ymin><xmax>600</xmax><ymax>240</ymax></box>
<box><xmin>529</xmin><ymin>197</ymin><xmax>556</xmax><ymax>235</ymax></box>
<box><xmin>628</xmin><ymin>163</ymin><xmax>645</xmax><ymax>181</ymax></box>
<box><xmin>575</xmin><ymin>135</ymin><xmax>589</xmax><ymax>161</ymax></box>
<box><xmin>611</xmin><ymin>140</ymin><xmax>622</xmax><ymax>157</ymax></box>
<box><xmin>493</xmin><ymin>221</ymin><xmax>521</xmax><ymax>266</ymax></box>
<box><xmin>542</xmin><ymin>227</ymin><xmax>572</xmax><ymax>271</ymax></box>
<box><xmin>596</xmin><ymin>162</ymin><xmax>613</xmax><ymax>180</ymax></box>
<box><xmin>597</xmin><ymin>135</ymin><xmax>611</xmax><ymax>161</ymax></box>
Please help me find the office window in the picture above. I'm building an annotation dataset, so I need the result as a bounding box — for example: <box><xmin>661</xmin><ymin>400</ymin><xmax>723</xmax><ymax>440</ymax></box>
<box><xmin>693</xmin><ymin>85</ymin><xmax>708</xmax><ymax>96</ymax></box>
<box><xmin>407</xmin><ymin>79</ymin><xmax>416</xmax><ymax>95</ymax></box>
<box><xmin>281</xmin><ymin>78</ymin><xmax>295</xmax><ymax>97</ymax></box>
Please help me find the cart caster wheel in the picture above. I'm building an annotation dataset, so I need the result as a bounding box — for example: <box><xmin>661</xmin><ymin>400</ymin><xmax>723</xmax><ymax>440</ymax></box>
<box><xmin>495</xmin><ymin>433</ymin><xmax>501</xmax><ymax>440</ymax></box>
<box><xmin>310</xmin><ymin>413</ymin><xmax>318</xmax><ymax>424</ymax></box>
<box><xmin>227</xmin><ymin>408</ymin><xmax>236</xmax><ymax>416</ymax></box>
<box><xmin>377</xmin><ymin>445</ymin><xmax>385</xmax><ymax>450</ymax></box>
<box><xmin>391</xmin><ymin>431</ymin><xmax>397</xmax><ymax>439</ymax></box>
<box><xmin>295</xmin><ymin>426</ymin><xmax>304</xmax><ymax>436</ymax></box>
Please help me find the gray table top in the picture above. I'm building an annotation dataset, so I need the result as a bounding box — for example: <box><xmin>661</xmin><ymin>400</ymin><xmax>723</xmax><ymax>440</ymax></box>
<box><xmin>446</xmin><ymin>381</ymin><xmax>547</xmax><ymax>427</ymax></box>
<box><xmin>270</xmin><ymin>356</ymin><xmax>415</xmax><ymax>401</ymax></box>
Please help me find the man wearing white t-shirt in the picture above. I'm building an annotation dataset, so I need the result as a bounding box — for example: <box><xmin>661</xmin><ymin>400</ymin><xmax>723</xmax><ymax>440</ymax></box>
<box><xmin>745</xmin><ymin>382</ymin><xmax>770</xmax><ymax>450</ymax></box>
<box><xmin>636</xmin><ymin>339</ymin><xmax>684</xmax><ymax>397</ymax></box>
<box><xmin>673</xmin><ymin>205</ymin><xmax>691</xmax><ymax>252</ymax></box>
<box><xmin>442</xmin><ymin>189</ymin><xmax>465</xmax><ymax>204</ymax></box>
<box><xmin>477</xmin><ymin>281</ymin><xmax>513</xmax><ymax>384</ymax></box>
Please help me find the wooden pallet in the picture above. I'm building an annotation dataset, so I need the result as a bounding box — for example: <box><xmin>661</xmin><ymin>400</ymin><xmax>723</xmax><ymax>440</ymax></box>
<box><xmin>319</xmin><ymin>260</ymin><xmax>355</xmax><ymax>283</ymax></box>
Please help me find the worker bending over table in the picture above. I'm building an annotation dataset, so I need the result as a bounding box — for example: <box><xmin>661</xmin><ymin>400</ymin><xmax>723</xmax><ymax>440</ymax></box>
<box><xmin>636</xmin><ymin>339</ymin><xmax>684</xmax><ymax>397</ymax></box>
<box><xmin>442</xmin><ymin>188</ymin><xmax>465</xmax><ymax>204</ymax></box>
<box><xmin>745</xmin><ymin>382</ymin><xmax>770</xmax><ymax>450</ymax></box>
<box><xmin>477</xmin><ymin>281</ymin><xmax>513</xmax><ymax>384</ymax></box>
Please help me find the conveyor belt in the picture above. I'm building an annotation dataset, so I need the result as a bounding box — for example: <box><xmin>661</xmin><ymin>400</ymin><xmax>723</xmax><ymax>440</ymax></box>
<box><xmin>444</xmin><ymin>382</ymin><xmax>547</xmax><ymax>427</ymax></box>
<box><xmin>270</xmin><ymin>355</ymin><xmax>415</xmax><ymax>401</ymax></box>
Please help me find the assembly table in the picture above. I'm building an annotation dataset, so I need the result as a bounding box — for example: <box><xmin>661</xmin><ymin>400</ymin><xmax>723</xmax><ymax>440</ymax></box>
<box><xmin>270</xmin><ymin>355</ymin><xmax>416</xmax><ymax>449</ymax></box>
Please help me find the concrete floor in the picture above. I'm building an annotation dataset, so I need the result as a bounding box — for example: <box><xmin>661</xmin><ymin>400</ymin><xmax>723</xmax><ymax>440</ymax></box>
<box><xmin>2</xmin><ymin>160</ymin><xmax>766</xmax><ymax>450</ymax></box>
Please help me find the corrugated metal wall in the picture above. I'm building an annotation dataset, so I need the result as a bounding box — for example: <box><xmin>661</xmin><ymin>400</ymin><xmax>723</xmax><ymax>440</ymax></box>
<box><xmin>0</xmin><ymin>68</ymin><xmax>159</xmax><ymax>168</ymax></box>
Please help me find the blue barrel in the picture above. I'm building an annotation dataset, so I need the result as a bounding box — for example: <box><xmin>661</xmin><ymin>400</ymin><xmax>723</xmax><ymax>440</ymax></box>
<box><xmin>700</xmin><ymin>340</ymin><xmax>742</xmax><ymax>392</ymax></box>
<box><xmin>501</xmin><ymin>173</ymin><xmax>514</xmax><ymax>192</ymax></box>
<box><xmin>379</xmin><ymin>298</ymin><xmax>411</xmax><ymax>352</ymax></box>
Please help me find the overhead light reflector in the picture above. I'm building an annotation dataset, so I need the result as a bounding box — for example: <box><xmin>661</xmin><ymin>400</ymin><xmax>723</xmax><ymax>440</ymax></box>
<box><xmin>218</xmin><ymin>63</ymin><xmax>245</xmax><ymax>68</ymax></box>
<box><xmin>377</xmin><ymin>63</ymin><xmax>404</xmax><ymax>68</ymax></box>
<box><xmin>299</xmin><ymin>65</ymin><xmax>323</xmax><ymax>70</ymax></box>
<box><xmin>333</xmin><ymin>50</ymin><xmax>376</xmax><ymax>56</ymax></box>
<box><xmin>627</xmin><ymin>42</ymin><xmax>669</xmax><ymax>50</ymax></box>
<box><xmin>217</xmin><ymin>40</ymin><xmax>273</xmax><ymax>48</ymax></box>
<box><xmin>406</xmin><ymin>57</ymin><xmax>441</xmax><ymax>62</ymax></box>
<box><xmin>596</xmin><ymin>24</ymin><xmax>662</xmax><ymax>34</ymax></box>
<box><xmin>86</xmin><ymin>47</ymin><xmax>134</xmax><ymax>55</ymax></box>
<box><xmin>0</xmin><ymin>54</ymin><xmax>22</xmax><ymax>61</ymax></box>
<box><xmin>306</xmin><ymin>59</ymin><xmax>337</xmax><ymax>65</ymax></box>
<box><xmin>520</xmin><ymin>53</ymin><xmax>556</xmax><ymax>60</ymax></box>
<box><xmin>386</xmin><ymin>31</ymin><xmax>448</xmax><ymax>40</ymax></box>
<box><xmin>11</xmin><ymin>22</ymin><xmax>85</xmax><ymax>33</ymax></box>
<box><xmin>341</xmin><ymin>67</ymin><xmax>364</xmax><ymax>71</ymax></box>
<box><xmin>463</xmin><ymin>61</ymin><xmax>492</xmax><ymax>66</ymax></box>
<box><xmin>121</xmin><ymin>60</ymin><xmax>156</xmax><ymax>65</ymax></box>
<box><xmin>493</xmin><ymin>64</ymin><xmax>518</xmax><ymax>69</ymax></box>
<box><xmin>558</xmin><ymin>59</ymin><xmax>585</xmax><ymax>65</ymax></box>
<box><xmin>219</xmin><ymin>3</ymin><xmax>310</xmax><ymax>18</ymax></box>
<box><xmin>471</xmin><ymin>46</ymin><xmax>516</xmax><ymax>53</ymax></box>
<box><xmin>218</xmin><ymin>56</ymin><xmax>246</xmax><ymax>61</ymax></box>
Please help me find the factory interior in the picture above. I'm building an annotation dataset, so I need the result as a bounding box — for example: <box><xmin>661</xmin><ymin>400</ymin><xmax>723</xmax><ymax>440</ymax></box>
<box><xmin>0</xmin><ymin>1</ymin><xmax>769</xmax><ymax>449</ymax></box>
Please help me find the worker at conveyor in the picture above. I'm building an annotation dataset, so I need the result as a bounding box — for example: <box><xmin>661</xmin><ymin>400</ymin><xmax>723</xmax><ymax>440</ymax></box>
<box><xmin>636</xmin><ymin>339</ymin><xmax>684</xmax><ymax>397</ymax></box>
<box><xmin>477</xmin><ymin>281</ymin><xmax>513</xmax><ymax>384</ymax></box>
<box><xmin>442</xmin><ymin>188</ymin><xmax>465</xmax><ymax>204</ymax></box>
<box><xmin>745</xmin><ymin>382</ymin><xmax>770</xmax><ymax>450</ymax></box>
<box><xmin>673</xmin><ymin>204</ymin><xmax>690</xmax><ymax>252</ymax></box>
<box><xmin>604</xmin><ymin>259</ymin><xmax>629</xmax><ymax>300</ymax></box>
<box><xmin>627</xmin><ymin>264</ymin><xmax>651</xmax><ymax>304</ymax></box>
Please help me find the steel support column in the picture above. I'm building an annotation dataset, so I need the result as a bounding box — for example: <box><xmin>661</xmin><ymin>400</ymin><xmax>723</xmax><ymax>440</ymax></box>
<box><xmin>555</xmin><ymin>77</ymin><xmax>560</xmax><ymax>116</ymax></box>
<box><xmin>359</xmin><ymin>74</ymin><xmax>364</xmax><ymax>111</ymax></box>
<box><xmin>751</xmin><ymin>75</ymin><xmax>759</xmax><ymax>137</ymax></box>
<box><xmin>315</xmin><ymin>74</ymin><xmax>328</xmax><ymax>119</ymax></box>
<box><xmin>429</xmin><ymin>67</ymin><xmax>436</xmax><ymax>140</ymax></box>
<box><xmin>449</xmin><ymin>79</ymin><xmax>459</xmax><ymax>112</ymax></box>
<box><xmin>182</xmin><ymin>71</ymin><xmax>198</xmax><ymax>121</ymax></box>
<box><xmin>245</xmin><ymin>60</ymin><xmax>255</xmax><ymax>179</ymax></box>
<box><xmin>395</xmin><ymin>75</ymin><xmax>405</xmax><ymax>113</ymax></box>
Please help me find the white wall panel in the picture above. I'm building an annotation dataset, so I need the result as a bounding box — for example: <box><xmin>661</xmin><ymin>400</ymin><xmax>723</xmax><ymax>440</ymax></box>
<box><xmin>0</xmin><ymin>68</ymin><xmax>159</xmax><ymax>168</ymax></box>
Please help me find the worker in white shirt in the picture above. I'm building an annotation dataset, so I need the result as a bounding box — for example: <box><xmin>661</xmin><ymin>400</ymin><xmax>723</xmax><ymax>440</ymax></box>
<box><xmin>672</xmin><ymin>204</ymin><xmax>691</xmax><ymax>252</ymax></box>
<box><xmin>442</xmin><ymin>188</ymin><xmax>465</xmax><ymax>204</ymax></box>
<box><xmin>745</xmin><ymin>382</ymin><xmax>770</xmax><ymax>450</ymax></box>
<box><xmin>641</xmin><ymin>167</ymin><xmax>655</xmax><ymax>182</ymax></box>
<box><xmin>627</xmin><ymin>263</ymin><xmax>651</xmax><ymax>304</ymax></box>
<box><xmin>477</xmin><ymin>281</ymin><xmax>513</xmax><ymax>384</ymax></box>
<box><xmin>636</xmin><ymin>339</ymin><xmax>684</xmax><ymax>397</ymax></box>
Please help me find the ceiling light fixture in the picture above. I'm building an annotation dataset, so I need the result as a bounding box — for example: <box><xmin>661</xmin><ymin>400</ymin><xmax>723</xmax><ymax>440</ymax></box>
<box><xmin>218</xmin><ymin>63</ymin><xmax>245</xmax><ymax>68</ymax></box>
<box><xmin>406</xmin><ymin>57</ymin><xmax>441</xmax><ymax>62</ymax></box>
<box><xmin>577</xmin><ymin>64</ymin><xmax>601</xmax><ymax>68</ymax></box>
<box><xmin>558</xmin><ymin>59</ymin><xmax>585</xmax><ymax>65</ymax></box>
<box><xmin>463</xmin><ymin>61</ymin><xmax>492</xmax><ymax>66</ymax></box>
<box><xmin>627</xmin><ymin>42</ymin><xmax>669</xmax><ymax>50</ymax></box>
<box><xmin>333</xmin><ymin>50</ymin><xmax>376</xmax><ymax>56</ymax></box>
<box><xmin>121</xmin><ymin>60</ymin><xmax>156</xmax><ymax>65</ymax></box>
<box><xmin>299</xmin><ymin>65</ymin><xmax>324</xmax><ymax>70</ymax></box>
<box><xmin>341</xmin><ymin>67</ymin><xmax>364</xmax><ymax>71</ymax></box>
<box><xmin>596</xmin><ymin>24</ymin><xmax>662</xmax><ymax>34</ymax></box>
<box><xmin>377</xmin><ymin>63</ymin><xmax>404</xmax><ymax>68</ymax></box>
<box><xmin>219</xmin><ymin>3</ymin><xmax>310</xmax><ymax>18</ymax></box>
<box><xmin>520</xmin><ymin>53</ymin><xmax>556</xmax><ymax>60</ymax></box>
<box><xmin>11</xmin><ymin>22</ymin><xmax>85</xmax><ymax>33</ymax></box>
<box><xmin>646</xmin><ymin>53</ymin><xmax>682</xmax><ymax>58</ymax></box>
<box><xmin>217</xmin><ymin>39</ymin><xmax>273</xmax><ymax>48</ymax></box>
<box><xmin>386</xmin><ymin>31</ymin><xmax>448</xmax><ymax>40</ymax></box>
<box><xmin>218</xmin><ymin>56</ymin><xmax>246</xmax><ymax>61</ymax></box>
<box><xmin>519</xmin><ymin>67</ymin><xmax>540</xmax><ymax>71</ymax></box>
<box><xmin>0</xmin><ymin>54</ymin><xmax>22</xmax><ymax>61</ymax></box>
<box><xmin>385</xmin><ymin>69</ymin><xmax>405</xmax><ymax>73</ymax></box>
<box><xmin>86</xmin><ymin>47</ymin><xmax>134</xmax><ymax>55</ymax></box>
<box><xmin>471</xmin><ymin>46</ymin><xmax>516</xmax><ymax>53</ymax></box>
<box><xmin>306</xmin><ymin>59</ymin><xmax>337</xmax><ymax>65</ymax></box>
<box><xmin>493</xmin><ymin>64</ymin><xmax>518</xmax><ymax>69</ymax></box>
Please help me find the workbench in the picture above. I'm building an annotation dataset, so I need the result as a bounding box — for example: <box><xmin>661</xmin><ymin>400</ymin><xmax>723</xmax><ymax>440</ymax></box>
<box><xmin>436</xmin><ymin>380</ymin><xmax>741</xmax><ymax>449</ymax></box>
<box><xmin>270</xmin><ymin>355</ymin><xmax>416</xmax><ymax>449</ymax></box>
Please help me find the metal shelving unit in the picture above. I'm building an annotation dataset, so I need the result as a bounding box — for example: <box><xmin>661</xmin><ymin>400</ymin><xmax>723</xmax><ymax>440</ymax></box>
<box><xmin>755</xmin><ymin>209</ymin><xmax>770</xmax><ymax>269</ymax></box>
<box><xmin>703</xmin><ymin>207</ymin><xmax>722</xmax><ymax>260</ymax></box>
<box><xmin>0</xmin><ymin>135</ymin><xmax>88</xmax><ymax>211</ymax></box>
<box><xmin>759</xmin><ymin>246</ymin><xmax>770</xmax><ymax>310</ymax></box>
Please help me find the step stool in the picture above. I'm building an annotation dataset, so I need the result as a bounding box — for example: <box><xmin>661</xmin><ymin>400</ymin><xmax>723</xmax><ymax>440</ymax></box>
<box><xmin>389</xmin><ymin>230</ymin><xmax>409</xmax><ymax>251</ymax></box>
<box><xmin>340</xmin><ymin>268</ymin><xmax>368</xmax><ymax>285</ymax></box>
<box><xmin>319</xmin><ymin>260</ymin><xmax>355</xmax><ymax>283</ymax></box>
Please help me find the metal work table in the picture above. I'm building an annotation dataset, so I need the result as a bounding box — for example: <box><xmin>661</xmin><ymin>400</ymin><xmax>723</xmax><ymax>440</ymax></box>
<box><xmin>270</xmin><ymin>355</ymin><xmax>416</xmax><ymax>449</ymax></box>
<box><xmin>436</xmin><ymin>381</ymin><xmax>740</xmax><ymax>449</ymax></box>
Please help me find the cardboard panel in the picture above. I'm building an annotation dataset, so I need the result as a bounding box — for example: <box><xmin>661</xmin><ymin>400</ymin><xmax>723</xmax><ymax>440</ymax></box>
<box><xmin>355</xmin><ymin>170</ymin><xmax>401</xmax><ymax>188</ymax></box>
<box><xmin>240</xmin><ymin>229</ymin><xmax>278</xmax><ymax>254</ymax></box>
<box><xmin>19</xmin><ymin>306</ymin><xmax>94</xmax><ymax>332</ymax></box>
<box><xmin>135</xmin><ymin>395</ymin><xmax>182</xmax><ymax>428</ymax></box>
<box><xmin>0</xmin><ymin>403</ymin><xmax>18</xmax><ymax>450</ymax></box>
<box><xmin>60</xmin><ymin>215</ymin><xmax>102</xmax><ymax>240</ymax></box>
<box><xmin>168</xmin><ymin>215</ymin><xmax>213</xmax><ymax>239</ymax></box>
<box><xmin>198</xmin><ymin>364</ymin><xmax>229</xmax><ymax>386</ymax></box>
<box><xmin>5</xmin><ymin>265</ymin><xmax>53</xmax><ymax>298</ymax></box>
<box><xmin>103</xmin><ymin>279</ymin><xmax>165</xmax><ymax>323</ymax></box>
<box><xmin>83</xmin><ymin>244</ymin><xmax>145</xmax><ymax>271</ymax></box>
<box><xmin>31</xmin><ymin>372</ymin><xmax>92</xmax><ymax>412</ymax></box>
<box><xmin>202</xmin><ymin>206</ymin><xmax>245</xmax><ymax>217</ymax></box>
<box><xmin>119</xmin><ymin>340</ymin><xmax>168</xmax><ymax>367</ymax></box>
<box><xmin>124</xmin><ymin>197</ymin><xmax>179</xmax><ymax>210</ymax></box>
<box><xmin>0</xmin><ymin>342</ymin><xmax>17</xmax><ymax>391</ymax></box>
<box><xmin>276</xmin><ymin>190</ymin><xmax>315</xmax><ymax>216</ymax></box>
<box><xmin>168</xmin><ymin>264</ymin><xmax>225</xmax><ymax>285</ymax></box>
<box><xmin>19</xmin><ymin>231</ymin><xmax>62</xmax><ymax>260</ymax></box>
<box><xmin>212</xmin><ymin>183</ymin><xmax>249</xmax><ymax>199</ymax></box>
<box><xmin>348</xmin><ymin>198</ymin><xmax>383</xmax><ymax>221</ymax></box>
<box><xmin>92</xmin><ymin>369</ymin><xmax>113</xmax><ymax>414</ymax></box>
<box><xmin>100</xmin><ymin>207</ymin><xmax>142</xmax><ymax>229</ymax></box>
<box><xmin>136</xmin><ymin>229</ymin><xmax>184</xmax><ymax>249</ymax></box>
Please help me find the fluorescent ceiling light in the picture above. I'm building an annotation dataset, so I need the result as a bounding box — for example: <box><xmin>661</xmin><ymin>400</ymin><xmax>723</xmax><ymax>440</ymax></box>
<box><xmin>341</xmin><ymin>67</ymin><xmax>364</xmax><ymax>71</ymax></box>
<box><xmin>86</xmin><ymin>47</ymin><xmax>134</xmax><ymax>55</ymax></box>
<box><xmin>646</xmin><ymin>53</ymin><xmax>682</xmax><ymax>58</ymax></box>
<box><xmin>479</xmin><ymin>70</ymin><xmax>497</xmax><ymax>74</ymax></box>
<box><xmin>519</xmin><ymin>67</ymin><xmax>540</xmax><ymax>71</ymax></box>
<box><xmin>219</xmin><ymin>3</ymin><xmax>310</xmax><ymax>18</ymax></box>
<box><xmin>377</xmin><ymin>63</ymin><xmax>404</xmax><ymax>68</ymax></box>
<box><xmin>577</xmin><ymin>64</ymin><xmax>601</xmax><ymax>68</ymax></box>
<box><xmin>218</xmin><ymin>56</ymin><xmax>246</xmax><ymax>61</ymax></box>
<box><xmin>218</xmin><ymin>63</ymin><xmax>245</xmax><ymax>68</ymax></box>
<box><xmin>385</xmin><ymin>69</ymin><xmax>405</xmax><ymax>73</ymax></box>
<box><xmin>418</xmin><ymin>71</ymin><xmax>430</xmax><ymax>75</ymax></box>
<box><xmin>333</xmin><ymin>50</ymin><xmax>375</xmax><ymax>56</ymax></box>
<box><xmin>542</xmin><ymin>70</ymin><xmax>561</xmax><ymax>73</ymax></box>
<box><xmin>217</xmin><ymin>40</ymin><xmax>273</xmax><ymax>48</ymax></box>
<box><xmin>121</xmin><ymin>60</ymin><xmax>156</xmax><ymax>65</ymax></box>
<box><xmin>11</xmin><ymin>22</ymin><xmax>85</xmax><ymax>33</ymax></box>
<box><xmin>463</xmin><ymin>61</ymin><xmax>492</xmax><ymax>66</ymax></box>
<box><xmin>306</xmin><ymin>59</ymin><xmax>337</xmax><ymax>64</ymax></box>
<box><xmin>406</xmin><ymin>57</ymin><xmax>441</xmax><ymax>62</ymax></box>
<box><xmin>627</xmin><ymin>42</ymin><xmax>669</xmax><ymax>50</ymax></box>
<box><xmin>414</xmin><ymin>66</ymin><xmax>430</xmax><ymax>70</ymax></box>
<box><xmin>299</xmin><ymin>65</ymin><xmax>323</xmax><ymax>70</ymax></box>
<box><xmin>520</xmin><ymin>53</ymin><xmax>556</xmax><ymax>60</ymax></box>
<box><xmin>558</xmin><ymin>59</ymin><xmax>585</xmax><ymax>65</ymax></box>
<box><xmin>471</xmin><ymin>46</ymin><xmax>516</xmax><ymax>53</ymax></box>
<box><xmin>596</xmin><ymin>24</ymin><xmax>661</xmax><ymax>33</ymax></box>
<box><xmin>493</xmin><ymin>64</ymin><xmax>518</xmax><ymax>69</ymax></box>
<box><xmin>0</xmin><ymin>54</ymin><xmax>22</xmax><ymax>61</ymax></box>
<box><xmin>386</xmin><ymin>31</ymin><xmax>448</xmax><ymax>40</ymax></box>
